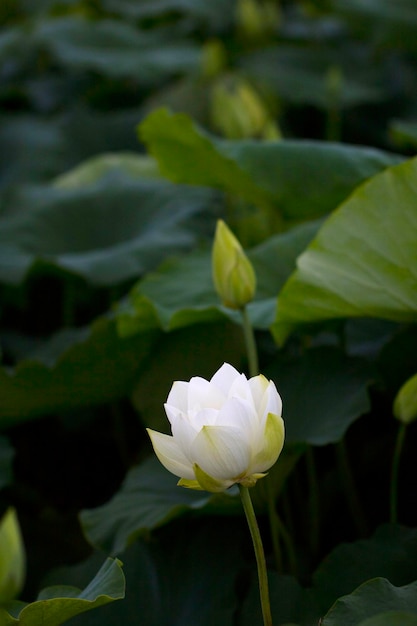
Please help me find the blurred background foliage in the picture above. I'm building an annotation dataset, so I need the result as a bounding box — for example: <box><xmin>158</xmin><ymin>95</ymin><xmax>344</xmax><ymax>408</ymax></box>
<box><xmin>0</xmin><ymin>0</ymin><xmax>417</xmax><ymax>624</ymax></box>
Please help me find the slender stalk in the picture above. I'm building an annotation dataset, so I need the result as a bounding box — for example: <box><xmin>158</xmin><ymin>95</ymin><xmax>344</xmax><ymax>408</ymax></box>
<box><xmin>336</xmin><ymin>440</ymin><xmax>367</xmax><ymax>537</ymax></box>
<box><xmin>241</xmin><ymin>306</ymin><xmax>259</xmax><ymax>378</ymax></box>
<box><xmin>265</xmin><ymin>477</ymin><xmax>283</xmax><ymax>572</ymax></box>
<box><xmin>274</xmin><ymin>512</ymin><xmax>298</xmax><ymax>577</ymax></box>
<box><xmin>390</xmin><ymin>423</ymin><xmax>407</xmax><ymax>524</ymax></box>
<box><xmin>239</xmin><ymin>485</ymin><xmax>273</xmax><ymax>626</ymax></box>
<box><xmin>241</xmin><ymin>305</ymin><xmax>282</xmax><ymax>568</ymax></box>
<box><xmin>281</xmin><ymin>488</ymin><xmax>297</xmax><ymax>575</ymax></box>
<box><xmin>306</xmin><ymin>446</ymin><xmax>320</xmax><ymax>557</ymax></box>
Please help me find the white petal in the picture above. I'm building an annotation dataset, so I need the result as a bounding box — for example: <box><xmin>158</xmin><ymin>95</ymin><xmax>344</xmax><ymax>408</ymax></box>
<box><xmin>215</xmin><ymin>397</ymin><xmax>257</xmax><ymax>442</ymax></box>
<box><xmin>166</xmin><ymin>381</ymin><xmax>189</xmax><ymax>414</ymax></box>
<box><xmin>191</xmin><ymin>425</ymin><xmax>251</xmax><ymax>480</ymax></box>
<box><xmin>170</xmin><ymin>412</ymin><xmax>199</xmax><ymax>451</ymax></box>
<box><xmin>147</xmin><ymin>429</ymin><xmax>195</xmax><ymax>480</ymax></box>
<box><xmin>187</xmin><ymin>377</ymin><xmax>226</xmax><ymax>412</ymax></box>
<box><xmin>191</xmin><ymin>407</ymin><xmax>219</xmax><ymax>430</ymax></box>
<box><xmin>248</xmin><ymin>375</ymin><xmax>269</xmax><ymax>412</ymax></box>
<box><xmin>210</xmin><ymin>363</ymin><xmax>240</xmax><ymax>396</ymax></box>
<box><xmin>228</xmin><ymin>372</ymin><xmax>252</xmax><ymax>403</ymax></box>
<box><xmin>164</xmin><ymin>402</ymin><xmax>182</xmax><ymax>425</ymax></box>
<box><xmin>261</xmin><ymin>381</ymin><xmax>282</xmax><ymax>420</ymax></box>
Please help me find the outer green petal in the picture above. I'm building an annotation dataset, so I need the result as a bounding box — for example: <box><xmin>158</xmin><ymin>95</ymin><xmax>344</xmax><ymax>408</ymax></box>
<box><xmin>194</xmin><ymin>464</ymin><xmax>232</xmax><ymax>493</ymax></box>
<box><xmin>251</xmin><ymin>412</ymin><xmax>285</xmax><ymax>473</ymax></box>
<box><xmin>146</xmin><ymin>429</ymin><xmax>194</xmax><ymax>480</ymax></box>
<box><xmin>177</xmin><ymin>478</ymin><xmax>204</xmax><ymax>490</ymax></box>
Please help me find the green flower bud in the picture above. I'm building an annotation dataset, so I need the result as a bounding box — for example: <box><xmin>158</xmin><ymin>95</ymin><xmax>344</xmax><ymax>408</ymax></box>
<box><xmin>212</xmin><ymin>219</ymin><xmax>256</xmax><ymax>309</ymax></box>
<box><xmin>393</xmin><ymin>372</ymin><xmax>417</xmax><ymax>425</ymax></box>
<box><xmin>0</xmin><ymin>508</ymin><xmax>26</xmax><ymax>602</ymax></box>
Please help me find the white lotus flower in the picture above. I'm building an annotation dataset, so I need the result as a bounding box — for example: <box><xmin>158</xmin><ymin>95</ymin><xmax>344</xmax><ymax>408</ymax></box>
<box><xmin>147</xmin><ymin>363</ymin><xmax>285</xmax><ymax>492</ymax></box>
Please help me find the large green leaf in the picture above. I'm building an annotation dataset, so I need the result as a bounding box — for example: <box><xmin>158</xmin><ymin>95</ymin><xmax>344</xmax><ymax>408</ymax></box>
<box><xmin>321</xmin><ymin>578</ymin><xmax>417</xmax><ymax>626</ymax></box>
<box><xmin>241</xmin><ymin>572</ymin><xmax>321</xmax><ymax>626</ymax></box>
<box><xmin>53</xmin><ymin>153</ymin><xmax>161</xmax><ymax>189</ymax></box>
<box><xmin>0</xmin><ymin>174</ymin><xmax>219</xmax><ymax>286</ymax></box>
<box><xmin>240</xmin><ymin>44</ymin><xmax>384</xmax><ymax>108</ymax></box>
<box><xmin>139</xmin><ymin>108</ymin><xmax>401</xmax><ymax>220</ymax></box>
<box><xmin>334</xmin><ymin>0</ymin><xmax>417</xmax><ymax>52</ymax></box>
<box><xmin>0</xmin><ymin>558</ymin><xmax>125</xmax><ymax>626</ymax></box>
<box><xmin>390</xmin><ymin>120</ymin><xmax>417</xmax><ymax>151</ymax></box>
<box><xmin>357</xmin><ymin>613</ymin><xmax>417</xmax><ymax>626</ymax></box>
<box><xmin>273</xmin><ymin>156</ymin><xmax>417</xmax><ymax>344</ymax></box>
<box><xmin>80</xmin><ymin>455</ymin><xmax>240</xmax><ymax>554</ymax></box>
<box><xmin>116</xmin><ymin>220</ymin><xmax>321</xmax><ymax>337</ymax></box>
<box><xmin>0</xmin><ymin>108</ymin><xmax>143</xmax><ymax>189</ymax></box>
<box><xmin>34</xmin><ymin>17</ymin><xmax>201</xmax><ymax>83</ymax></box>
<box><xmin>243</xmin><ymin>525</ymin><xmax>417</xmax><ymax>625</ymax></box>
<box><xmin>102</xmin><ymin>0</ymin><xmax>235</xmax><ymax>30</ymax></box>
<box><xmin>266</xmin><ymin>347</ymin><xmax>372</xmax><ymax>445</ymax></box>
<box><xmin>0</xmin><ymin>318</ymin><xmax>158</xmax><ymax>426</ymax></box>
<box><xmin>47</xmin><ymin>523</ymin><xmax>242</xmax><ymax>626</ymax></box>
<box><xmin>130</xmin><ymin>321</ymin><xmax>246</xmax><ymax>434</ymax></box>
<box><xmin>313</xmin><ymin>525</ymin><xmax>417</xmax><ymax>612</ymax></box>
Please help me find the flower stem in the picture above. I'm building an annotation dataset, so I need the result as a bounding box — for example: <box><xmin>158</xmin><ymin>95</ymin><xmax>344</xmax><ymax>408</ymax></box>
<box><xmin>265</xmin><ymin>476</ymin><xmax>283</xmax><ymax>572</ymax></box>
<box><xmin>241</xmin><ymin>306</ymin><xmax>259</xmax><ymax>378</ymax></box>
<box><xmin>306</xmin><ymin>446</ymin><xmax>320</xmax><ymax>557</ymax></box>
<box><xmin>239</xmin><ymin>484</ymin><xmax>273</xmax><ymax>626</ymax></box>
<box><xmin>241</xmin><ymin>305</ymin><xmax>282</xmax><ymax>569</ymax></box>
<box><xmin>390</xmin><ymin>422</ymin><xmax>407</xmax><ymax>524</ymax></box>
<box><xmin>336</xmin><ymin>440</ymin><xmax>367</xmax><ymax>537</ymax></box>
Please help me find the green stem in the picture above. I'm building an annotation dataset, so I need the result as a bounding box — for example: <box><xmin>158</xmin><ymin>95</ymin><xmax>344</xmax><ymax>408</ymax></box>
<box><xmin>306</xmin><ymin>446</ymin><xmax>320</xmax><ymax>557</ymax></box>
<box><xmin>336</xmin><ymin>440</ymin><xmax>367</xmax><ymax>537</ymax></box>
<box><xmin>390</xmin><ymin>422</ymin><xmax>407</xmax><ymax>524</ymax></box>
<box><xmin>241</xmin><ymin>306</ymin><xmax>282</xmax><ymax>568</ymax></box>
<box><xmin>241</xmin><ymin>306</ymin><xmax>259</xmax><ymax>378</ymax></box>
<box><xmin>274</xmin><ymin>512</ymin><xmax>298</xmax><ymax>577</ymax></box>
<box><xmin>239</xmin><ymin>485</ymin><xmax>273</xmax><ymax>626</ymax></box>
<box><xmin>265</xmin><ymin>476</ymin><xmax>283</xmax><ymax>572</ymax></box>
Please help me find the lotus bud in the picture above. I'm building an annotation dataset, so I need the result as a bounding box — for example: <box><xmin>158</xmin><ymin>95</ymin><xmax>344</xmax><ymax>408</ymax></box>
<box><xmin>0</xmin><ymin>508</ymin><xmax>26</xmax><ymax>602</ymax></box>
<box><xmin>212</xmin><ymin>220</ymin><xmax>256</xmax><ymax>309</ymax></box>
<box><xmin>393</xmin><ymin>372</ymin><xmax>417</xmax><ymax>425</ymax></box>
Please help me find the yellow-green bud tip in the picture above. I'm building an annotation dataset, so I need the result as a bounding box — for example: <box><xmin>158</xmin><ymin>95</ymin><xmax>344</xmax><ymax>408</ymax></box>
<box><xmin>0</xmin><ymin>508</ymin><xmax>26</xmax><ymax>602</ymax></box>
<box><xmin>393</xmin><ymin>372</ymin><xmax>417</xmax><ymax>425</ymax></box>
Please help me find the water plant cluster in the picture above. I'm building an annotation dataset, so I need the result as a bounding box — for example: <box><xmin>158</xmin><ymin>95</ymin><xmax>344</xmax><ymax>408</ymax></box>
<box><xmin>0</xmin><ymin>1</ymin><xmax>417</xmax><ymax>624</ymax></box>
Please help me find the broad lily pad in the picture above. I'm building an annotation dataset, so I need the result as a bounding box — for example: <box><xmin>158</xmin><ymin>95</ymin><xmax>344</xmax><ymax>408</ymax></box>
<box><xmin>0</xmin><ymin>318</ymin><xmax>158</xmax><ymax>426</ymax></box>
<box><xmin>0</xmin><ymin>173</ymin><xmax>220</xmax><ymax>286</ymax></box>
<box><xmin>102</xmin><ymin>0</ymin><xmax>235</xmax><ymax>31</ymax></box>
<box><xmin>0</xmin><ymin>558</ymin><xmax>125</xmax><ymax>626</ymax></box>
<box><xmin>273</xmin><ymin>156</ymin><xmax>417</xmax><ymax>344</ymax></box>
<box><xmin>139</xmin><ymin>108</ymin><xmax>401</xmax><ymax>220</ymax></box>
<box><xmin>54</xmin><ymin>153</ymin><xmax>161</xmax><ymax>189</ymax></box>
<box><xmin>34</xmin><ymin>17</ymin><xmax>201</xmax><ymax>83</ymax></box>
<box><xmin>322</xmin><ymin>578</ymin><xmax>417</xmax><ymax>626</ymax></box>
<box><xmin>47</xmin><ymin>523</ymin><xmax>242</xmax><ymax>626</ymax></box>
<box><xmin>313</xmin><ymin>524</ymin><xmax>417</xmax><ymax>611</ymax></box>
<box><xmin>117</xmin><ymin>219</ymin><xmax>321</xmax><ymax>337</ymax></box>
<box><xmin>80</xmin><ymin>455</ymin><xmax>240</xmax><ymax>554</ymax></box>
<box><xmin>266</xmin><ymin>347</ymin><xmax>372</xmax><ymax>445</ymax></box>
<box><xmin>240</xmin><ymin>44</ymin><xmax>384</xmax><ymax>108</ymax></box>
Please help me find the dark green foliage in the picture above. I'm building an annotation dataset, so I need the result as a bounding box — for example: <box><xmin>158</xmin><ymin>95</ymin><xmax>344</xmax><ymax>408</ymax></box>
<box><xmin>1</xmin><ymin>1</ymin><xmax>417</xmax><ymax>625</ymax></box>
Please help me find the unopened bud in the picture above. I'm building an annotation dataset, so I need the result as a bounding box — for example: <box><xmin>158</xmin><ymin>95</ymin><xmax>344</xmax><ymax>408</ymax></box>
<box><xmin>212</xmin><ymin>220</ymin><xmax>256</xmax><ymax>309</ymax></box>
